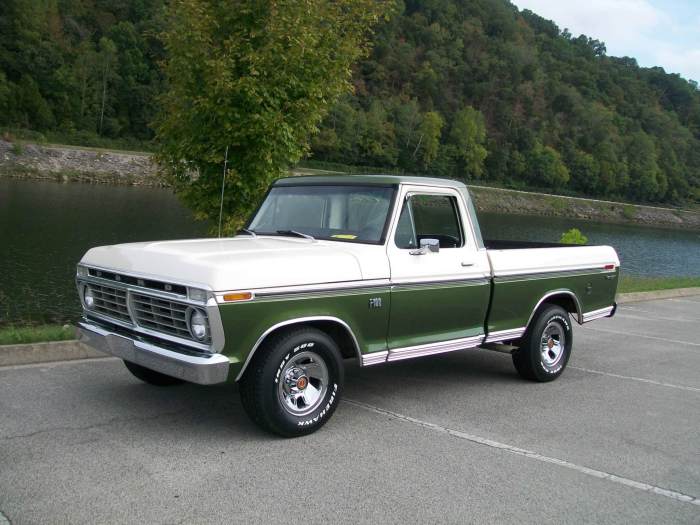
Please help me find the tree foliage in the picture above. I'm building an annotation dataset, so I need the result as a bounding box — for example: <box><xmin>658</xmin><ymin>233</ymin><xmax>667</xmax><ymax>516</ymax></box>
<box><xmin>1</xmin><ymin>0</ymin><xmax>700</xmax><ymax>206</ymax></box>
<box><xmin>310</xmin><ymin>0</ymin><xmax>700</xmax><ymax>205</ymax></box>
<box><xmin>0</xmin><ymin>0</ymin><xmax>165</xmax><ymax>141</ymax></box>
<box><xmin>155</xmin><ymin>0</ymin><xmax>388</xmax><ymax>230</ymax></box>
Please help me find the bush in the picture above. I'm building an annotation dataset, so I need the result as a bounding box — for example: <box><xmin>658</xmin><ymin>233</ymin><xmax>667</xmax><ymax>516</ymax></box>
<box><xmin>559</xmin><ymin>228</ymin><xmax>588</xmax><ymax>245</ymax></box>
<box><xmin>622</xmin><ymin>204</ymin><xmax>637</xmax><ymax>219</ymax></box>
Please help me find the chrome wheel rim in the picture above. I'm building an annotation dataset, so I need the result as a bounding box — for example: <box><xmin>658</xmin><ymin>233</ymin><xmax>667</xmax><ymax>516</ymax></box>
<box><xmin>277</xmin><ymin>351</ymin><xmax>329</xmax><ymax>416</ymax></box>
<box><xmin>540</xmin><ymin>322</ymin><xmax>565</xmax><ymax>368</ymax></box>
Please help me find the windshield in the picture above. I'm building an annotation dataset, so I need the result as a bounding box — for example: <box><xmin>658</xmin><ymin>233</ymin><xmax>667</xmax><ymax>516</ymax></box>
<box><xmin>249</xmin><ymin>185</ymin><xmax>396</xmax><ymax>244</ymax></box>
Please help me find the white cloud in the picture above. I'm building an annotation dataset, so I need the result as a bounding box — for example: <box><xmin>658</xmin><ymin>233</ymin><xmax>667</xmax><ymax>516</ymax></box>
<box><xmin>512</xmin><ymin>0</ymin><xmax>699</xmax><ymax>82</ymax></box>
<box><xmin>513</xmin><ymin>0</ymin><xmax>665</xmax><ymax>46</ymax></box>
<box><xmin>655</xmin><ymin>47</ymin><xmax>700</xmax><ymax>82</ymax></box>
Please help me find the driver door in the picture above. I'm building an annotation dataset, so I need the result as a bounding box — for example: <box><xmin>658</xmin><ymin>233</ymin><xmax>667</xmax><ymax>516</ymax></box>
<box><xmin>386</xmin><ymin>185</ymin><xmax>490</xmax><ymax>351</ymax></box>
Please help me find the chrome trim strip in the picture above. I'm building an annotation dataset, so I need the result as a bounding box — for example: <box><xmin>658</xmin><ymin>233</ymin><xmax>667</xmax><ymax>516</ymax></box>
<box><xmin>494</xmin><ymin>266</ymin><xmax>617</xmax><ymax>280</ymax></box>
<box><xmin>361</xmin><ymin>350</ymin><xmax>389</xmax><ymax>366</ymax></box>
<box><xmin>483</xmin><ymin>327</ymin><xmax>526</xmax><ymax>343</ymax></box>
<box><xmin>582</xmin><ymin>306</ymin><xmax>615</xmax><ymax>323</ymax></box>
<box><xmin>206</xmin><ymin>297</ymin><xmax>226</xmax><ymax>354</ymax></box>
<box><xmin>218</xmin><ymin>277</ymin><xmax>490</xmax><ymax>302</ymax></box>
<box><xmin>391</xmin><ymin>277</ymin><xmax>491</xmax><ymax>288</ymax></box>
<box><xmin>78</xmin><ymin>321</ymin><xmax>230</xmax><ymax>385</ymax></box>
<box><xmin>525</xmin><ymin>290</ymin><xmax>584</xmax><ymax>326</ymax></box>
<box><xmin>235</xmin><ymin>316</ymin><xmax>363</xmax><ymax>382</ymax></box>
<box><xmin>387</xmin><ymin>335</ymin><xmax>484</xmax><ymax>362</ymax></box>
<box><xmin>227</xmin><ymin>279</ymin><xmax>391</xmax><ymax>301</ymax></box>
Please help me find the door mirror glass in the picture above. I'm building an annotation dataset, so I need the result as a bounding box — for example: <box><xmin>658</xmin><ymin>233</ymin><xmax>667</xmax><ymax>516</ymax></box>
<box><xmin>395</xmin><ymin>194</ymin><xmax>463</xmax><ymax>249</ymax></box>
<box><xmin>420</xmin><ymin>238</ymin><xmax>440</xmax><ymax>253</ymax></box>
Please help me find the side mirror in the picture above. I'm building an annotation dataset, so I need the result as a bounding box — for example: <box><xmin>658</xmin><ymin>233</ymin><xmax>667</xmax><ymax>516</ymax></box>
<box><xmin>410</xmin><ymin>238</ymin><xmax>440</xmax><ymax>255</ymax></box>
<box><xmin>421</xmin><ymin>238</ymin><xmax>440</xmax><ymax>253</ymax></box>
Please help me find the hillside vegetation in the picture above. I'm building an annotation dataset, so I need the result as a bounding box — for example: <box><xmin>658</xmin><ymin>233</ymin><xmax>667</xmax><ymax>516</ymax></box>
<box><xmin>1</xmin><ymin>0</ymin><xmax>699</xmax><ymax>205</ymax></box>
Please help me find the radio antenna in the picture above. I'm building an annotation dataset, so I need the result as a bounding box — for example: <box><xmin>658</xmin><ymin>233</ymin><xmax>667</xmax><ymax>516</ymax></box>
<box><xmin>217</xmin><ymin>145</ymin><xmax>229</xmax><ymax>238</ymax></box>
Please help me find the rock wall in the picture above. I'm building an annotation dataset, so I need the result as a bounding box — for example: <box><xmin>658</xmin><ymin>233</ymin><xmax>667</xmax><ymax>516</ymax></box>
<box><xmin>468</xmin><ymin>185</ymin><xmax>700</xmax><ymax>231</ymax></box>
<box><xmin>0</xmin><ymin>140</ymin><xmax>163</xmax><ymax>186</ymax></box>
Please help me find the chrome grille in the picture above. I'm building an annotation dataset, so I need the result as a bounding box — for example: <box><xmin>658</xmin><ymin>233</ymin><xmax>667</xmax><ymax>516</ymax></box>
<box><xmin>90</xmin><ymin>284</ymin><xmax>131</xmax><ymax>322</ymax></box>
<box><xmin>131</xmin><ymin>293</ymin><xmax>196</xmax><ymax>341</ymax></box>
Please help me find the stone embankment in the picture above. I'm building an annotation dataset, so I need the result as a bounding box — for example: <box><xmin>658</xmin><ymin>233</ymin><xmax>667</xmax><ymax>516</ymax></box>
<box><xmin>469</xmin><ymin>185</ymin><xmax>700</xmax><ymax>230</ymax></box>
<box><xmin>0</xmin><ymin>139</ymin><xmax>162</xmax><ymax>186</ymax></box>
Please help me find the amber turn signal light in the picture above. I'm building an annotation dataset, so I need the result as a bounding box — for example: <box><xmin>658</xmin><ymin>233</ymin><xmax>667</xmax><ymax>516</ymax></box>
<box><xmin>222</xmin><ymin>292</ymin><xmax>253</xmax><ymax>302</ymax></box>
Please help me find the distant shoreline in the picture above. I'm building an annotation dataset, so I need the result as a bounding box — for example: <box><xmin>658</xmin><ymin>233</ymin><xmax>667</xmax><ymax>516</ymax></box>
<box><xmin>2</xmin><ymin>139</ymin><xmax>699</xmax><ymax>231</ymax></box>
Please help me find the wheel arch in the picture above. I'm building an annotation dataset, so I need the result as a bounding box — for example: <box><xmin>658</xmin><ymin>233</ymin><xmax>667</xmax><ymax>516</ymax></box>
<box><xmin>235</xmin><ymin>316</ymin><xmax>362</xmax><ymax>381</ymax></box>
<box><xmin>526</xmin><ymin>290</ymin><xmax>583</xmax><ymax>329</ymax></box>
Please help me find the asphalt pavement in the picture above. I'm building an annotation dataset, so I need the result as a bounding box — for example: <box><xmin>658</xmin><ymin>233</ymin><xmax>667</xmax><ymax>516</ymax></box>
<box><xmin>1</xmin><ymin>296</ymin><xmax>699</xmax><ymax>524</ymax></box>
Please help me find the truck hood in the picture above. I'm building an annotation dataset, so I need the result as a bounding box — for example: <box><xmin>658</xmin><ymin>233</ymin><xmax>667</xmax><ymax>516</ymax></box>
<box><xmin>80</xmin><ymin>236</ymin><xmax>388</xmax><ymax>291</ymax></box>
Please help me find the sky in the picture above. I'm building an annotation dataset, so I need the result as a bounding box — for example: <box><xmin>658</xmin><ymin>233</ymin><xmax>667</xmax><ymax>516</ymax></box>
<box><xmin>511</xmin><ymin>0</ymin><xmax>700</xmax><ymax>83</ymax></box>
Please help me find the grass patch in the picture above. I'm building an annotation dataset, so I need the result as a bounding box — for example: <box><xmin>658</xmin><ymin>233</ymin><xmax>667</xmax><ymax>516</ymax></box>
<box><xmin>622</xmin><ymin>204</ymin><xmax>637</xmax><ymax>219</ymax></box>
<box><xmin>0</xmin><ymin>324</ymin><xmax>75</xmax><ymax>346</ymax></box>
<box><xmin>546</xmin><ymin>196</ymin><xmax>567</xmax><ymax>211</ymax></box>
<box><xmin>618</xmin><ymin>275</ymin><xmax>700</xmax><ymax>294</ymax></box>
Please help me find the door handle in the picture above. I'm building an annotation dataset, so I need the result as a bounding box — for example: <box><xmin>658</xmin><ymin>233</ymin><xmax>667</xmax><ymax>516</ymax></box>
<box><xmin>461</xmin><ymin>261</ymin><xmax>474</xmax><ymax>267</ymax></box>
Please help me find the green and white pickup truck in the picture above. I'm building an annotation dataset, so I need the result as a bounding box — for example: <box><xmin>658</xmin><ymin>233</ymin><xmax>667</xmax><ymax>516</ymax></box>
<box><xmin>77</xmin><ymin>175</ymin><xmax>619</xmax><ymax>436</ymax></box>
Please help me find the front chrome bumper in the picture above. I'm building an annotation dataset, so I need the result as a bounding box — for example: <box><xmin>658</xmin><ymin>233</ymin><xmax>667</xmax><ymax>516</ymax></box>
<box><xmin>78</xmin><ymin>320</ymin><xmax>230</xmax><ymax>385</ymax></box>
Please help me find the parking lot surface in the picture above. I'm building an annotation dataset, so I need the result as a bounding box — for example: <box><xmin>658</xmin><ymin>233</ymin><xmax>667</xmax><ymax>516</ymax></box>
<box><xmin>1</xmin><ymin>296</ymin><xmax>699</xmax><ymax>524</ymax></box>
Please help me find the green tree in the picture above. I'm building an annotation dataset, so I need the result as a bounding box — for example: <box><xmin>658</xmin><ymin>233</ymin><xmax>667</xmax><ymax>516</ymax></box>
<box><xmin>16</xmin><ymin>75</ymin><xmax>54</xmax><ymax>129</ymax></box>
<box><xmin>98</xmin><ymin>37</ymin><xmax>118</xmax><ymax>136</ymax></box>
<box><xmin>448</xmin><ymin>106</ymin><xmax>488</xmax><ymax>178</ymax></box>
<box><xmin>359</xmin><ymin>100</ymin><xmax>399</xmax><ymax>166</ymax></box>
<box><xmin>155</xmin><ymin>0</ymin><xmax>390</xmax><ymax>230</ymax></box>
<box><xmin>0</xmin><ymin>71</ymin><xmax>10</xmax><ymax>119</ymax></box>
<box><xmin>527</xmin><ymin>142</ymin><xmax>570</xmax><ymax>188</ymax></box>
<box><xmin>626</xmin><ymin>131</ymin><xmax>661</xmax><ymax>201</ymax></box>
<box><xmin>415</xmin><ymin>111</ymin><xmax>444</xmax><ymax>168</ymax></box>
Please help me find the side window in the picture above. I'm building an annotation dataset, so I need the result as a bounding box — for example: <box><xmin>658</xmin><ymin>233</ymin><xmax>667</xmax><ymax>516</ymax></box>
<box><xmin>394</xmin><ymin>203</ymin><xmax>417</xmax><ymax>249</ymax></box>
<box><xmin>394</xmin><ymin>194</ymin><xmax>463</xmax><ymax>249</ymax></box>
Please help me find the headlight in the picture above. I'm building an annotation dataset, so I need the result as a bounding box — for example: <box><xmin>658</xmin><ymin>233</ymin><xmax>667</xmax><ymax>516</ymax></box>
<box><xmin>83</xmin><ymin>286</ymin><xmax>95</xmax><ymax>309</ymax></box>
<box><xmin>77</xmin><ymin>265</ymin><xmax>88</xmax><ymax>277</ymax></box>
<box><xmin>187</xmin><ymin>307</ymin><xmax>209</xmax><ymax>341</ymax></box>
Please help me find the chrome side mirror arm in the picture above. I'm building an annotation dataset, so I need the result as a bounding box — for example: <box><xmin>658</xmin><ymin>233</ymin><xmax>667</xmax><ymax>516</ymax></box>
<box><xmin>409</xmin><ymin>238</ymin><xmax>440</xmax><ymax>255</ymax></box>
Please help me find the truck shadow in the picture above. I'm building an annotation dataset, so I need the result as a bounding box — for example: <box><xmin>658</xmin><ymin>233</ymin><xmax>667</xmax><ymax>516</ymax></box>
<box><xmin>83</xmin><ymin>348</ymin><xmax>517</xmax><ymax>440</ymax></box>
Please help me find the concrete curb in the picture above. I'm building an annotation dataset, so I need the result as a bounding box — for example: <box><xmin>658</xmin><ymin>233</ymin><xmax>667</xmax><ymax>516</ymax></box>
<box><xmin>0</xmin><ymin>340</ymin><xmax>106</xmax><ymax>367</ymax></box>
<box><xmin>616</xmin><ymin>287</ymin><xmax>700</xmax><ymax>304</ymax></box>
<box><xmin>1</xmin><ymin>288</ymin><xmax>698</xmax><ymax>368</ymax></box>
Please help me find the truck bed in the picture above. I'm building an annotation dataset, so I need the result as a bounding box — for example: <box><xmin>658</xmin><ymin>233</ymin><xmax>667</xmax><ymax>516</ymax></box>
<box><xmin>483</xmin><ymin>240</ymin><xmax>620</xmax><ymax>336</ymax></box>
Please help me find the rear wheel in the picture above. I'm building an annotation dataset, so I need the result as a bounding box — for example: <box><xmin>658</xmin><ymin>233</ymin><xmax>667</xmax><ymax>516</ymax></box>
<box><xmin>512</xmin><ymin>305</ymin><xmax>572</xmax><ymax>382</ymax></box>
<box><xmin>123</xmin><ymin>360</ymin><xmax>185</xmax><ymax>386</ymax></box>
<box><xmin>239</xmin><ymin>327</ymin><xmax>344</xmax><ymax>437</ymax></box>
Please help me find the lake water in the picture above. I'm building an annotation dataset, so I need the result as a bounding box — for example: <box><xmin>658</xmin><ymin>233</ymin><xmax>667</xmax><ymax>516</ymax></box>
<box><xmin>1</xmin><ymin>178</ymin><xmax>698</xmax><ymax>326</ymax></box>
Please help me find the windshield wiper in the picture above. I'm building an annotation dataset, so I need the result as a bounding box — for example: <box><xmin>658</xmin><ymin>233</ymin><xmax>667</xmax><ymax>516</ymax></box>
<box><xmin>276</xmin><ymin>230</ymin><xmax>315</xmax><ymax>241</ymax></box>
<box><xmin>238</xmin><ymin>228</ymin><xmax>257</xmax><ymax>238</ymax></box>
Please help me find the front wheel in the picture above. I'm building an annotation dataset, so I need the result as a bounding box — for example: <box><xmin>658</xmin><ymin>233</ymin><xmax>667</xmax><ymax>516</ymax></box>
<box><xmin>512</xmin><ymin>305</ymin><xmax>573</xmax><ymax>382</ymax></box>
<box><xmin>239</xmin><ymin>328</ymin><xmax>344</xmax><ymax>437</ymax></box>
